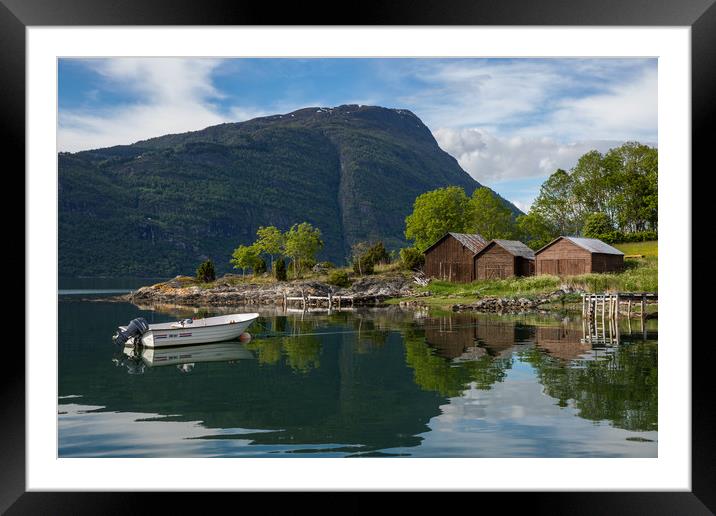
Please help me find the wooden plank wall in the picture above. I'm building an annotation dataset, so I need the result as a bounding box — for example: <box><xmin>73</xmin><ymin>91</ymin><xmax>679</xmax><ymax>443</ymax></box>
<box><xmin>475</xmin><ymin>245</ymin><xmax>515</xmax><ymax>280</ymax></box>
<box><xmin>591</xmin><ymin>253</ymin><xmax>625</xmax><ymax>273</ymax></box>
<box><xmin>536</xmin><ymin>239</ymin><xmax>591</xmax><ymax>275</ymax></box>
<box><xmin>424</xmin><ymin>236</ymin><xmax>477</xmax><ymax>282</ymax></box>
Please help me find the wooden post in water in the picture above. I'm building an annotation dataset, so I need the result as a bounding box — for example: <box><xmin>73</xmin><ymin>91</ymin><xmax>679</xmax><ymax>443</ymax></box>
<box><xmin>328</xmin><ymin>292</ymin><xmax>333</xmax><ymax>311</ymax></box>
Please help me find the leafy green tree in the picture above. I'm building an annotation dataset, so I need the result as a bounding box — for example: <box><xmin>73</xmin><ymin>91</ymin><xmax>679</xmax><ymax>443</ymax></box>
<box><xmin>274</xmin><ymin>258</ymin><xmax>287</xmax><ymax>281</ymax></box>
<box><xmin>254</xmin><ymin>226</ymin><xmax>284</xmax><ymax>271</ymax></box>
<box><xmin>531</xmin><ymin>169</ymin><xmax>581</xmax><ymax>236</ymax></box>
<box><xmin>351</xmin><ymin>242</ymin><xmax>374</xmax><ymax>276</ymax></box>
<box><xmin>400</xmin><ymin>247</ymin><xmax>425</xmax><ymax>271</ymax></box>
<box><xmin>405</xmin><ymin>186</ymin><xmax>470</xmax><ymax>252</ymax></box>
<box><xmin>516</xmin><ymin>211</ymin><xmax>555</xmax><ymax>250</ymax></box>
<box><xmin>230</xmin><ymin>244</ymin><xmax>261</xmax><ymax>276</ymax></box>
<box><xmin>582</xmin><ymin>212</ymin><xmax>614</xmax><ymax>239</ymax></box>
<box><xmin>467</xmin><ymin>187</ymin><xmax>517</xmax><ymax>240</ymax></box>
<box><xmin>195</xmin><ymin>259</ymin><xmax>216</xmax><ymax>283</ymax></box>
<box><xmin>283</xmin><ymin>222</ymin><xmax>323</xmax><ymax>278</ymax></box>
<box><xmin>366</xmin><ymin>241</ymin><xmax>390</xmax><ymax>265</ymax></box>
<box><xmin>254</xmin><ymin>257</ymin><xmax>267</xmax><ymax>275</ymax></box>
<box><xmin>604</xmin><ymin>142</ymin><xmax>658</xmax><ymax>232</ymax></box>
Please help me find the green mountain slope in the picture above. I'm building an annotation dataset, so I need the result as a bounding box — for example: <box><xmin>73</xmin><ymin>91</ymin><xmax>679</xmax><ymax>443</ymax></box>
<box><xmin>59</xmin><ymin>105</ymin><xmax>521</xmax><ymax>276</ymax></box>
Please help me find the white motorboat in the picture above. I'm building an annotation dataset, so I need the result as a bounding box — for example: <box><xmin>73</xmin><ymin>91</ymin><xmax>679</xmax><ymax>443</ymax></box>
<box><xmin>114</xmin><ymin>313</ymin><xmax>259</xmax><ymax>348</ymax></box>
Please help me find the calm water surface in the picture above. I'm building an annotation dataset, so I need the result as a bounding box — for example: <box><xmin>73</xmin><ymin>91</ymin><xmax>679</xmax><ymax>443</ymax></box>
<box><xmin>59</xmin><ymin>283</ymin><xmax>658</xmax><ymax>458</ymax></box>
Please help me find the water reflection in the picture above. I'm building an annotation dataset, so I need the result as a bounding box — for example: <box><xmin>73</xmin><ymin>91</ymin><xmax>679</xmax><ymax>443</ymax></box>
<box><xmin>59</xmin><ymin>299</ymin><xmax>658</xmax><ymax>457</ymax></box>
<box><xmin>115</xmin><ymin>342</ymin><xmax>256</xmax><ymax>374</ymax></box>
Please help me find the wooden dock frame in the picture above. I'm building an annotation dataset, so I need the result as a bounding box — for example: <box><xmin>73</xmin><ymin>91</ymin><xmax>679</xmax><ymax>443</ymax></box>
<box><xmin>581</xmin><ymin>292</ymin><xmax>657</xmax><ymax>343</ymax></box>
<box><xmin>282</xmin><ymin>291</ymin><xmax>355</xmax><ymax>312</ymax></box>
<box><xmin>581</xmin><ymin>292</ymin><xmax>657</xmax><ymax>320</ymax></box>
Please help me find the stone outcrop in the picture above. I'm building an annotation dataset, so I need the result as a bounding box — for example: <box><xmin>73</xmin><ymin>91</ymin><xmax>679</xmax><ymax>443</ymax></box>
<box><xmin>125</xmin><ymin>274</ymin><xmax>416</xmax><ymax>307</ymax></box>
<box><xmin>452</xmin><ymin>286</ymin><xmax>584</xmax><ymax>314</ymax></box>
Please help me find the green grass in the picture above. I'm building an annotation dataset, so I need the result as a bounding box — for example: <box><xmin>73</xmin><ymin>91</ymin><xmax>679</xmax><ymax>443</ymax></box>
<box><xmin>393</xmin><ymin>242</ymin><xmax>658</xmax><ymax>309</ymax></box>
<box><xmin>614</xmin><ymin>240</ymin><xmax>658</xmax><ymax>258</ymax></box>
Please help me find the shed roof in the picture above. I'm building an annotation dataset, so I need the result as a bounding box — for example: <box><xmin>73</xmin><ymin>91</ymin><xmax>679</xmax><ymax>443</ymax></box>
<box><xmin>475</xmin><ymin>239</ymin><xmax>535</xmax><ymax>259</ymax></box>
<box><xmin>423</xmin><ymin>232</ymin><xmax>487</xmax><ymax>254</ymax></box>
<box><xmin>536</xmin><ymin>236</ymin><xmax>624</xmax><ymax>256</ymax></box>
<box><xmin>448</xmin><ymin>232</ymin><xmax>487</xmax><ymax>254</ymax></box>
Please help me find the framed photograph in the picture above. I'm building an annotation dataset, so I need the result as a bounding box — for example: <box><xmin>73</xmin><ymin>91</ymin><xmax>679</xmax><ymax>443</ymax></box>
<box><xmin>6</xmin><ymin>0</ymin><xmax>712</xmax><ymax>512</ymax></box>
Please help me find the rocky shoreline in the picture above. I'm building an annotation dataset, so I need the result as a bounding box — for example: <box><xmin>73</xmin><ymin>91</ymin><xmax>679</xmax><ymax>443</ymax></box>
<box><xmin>122</xmin><ymin>275</ymin><xmax>590</xmax><ymax>315</ymax></box>
<box><xmin>450</xmin><ymin>287</ymin><xmax>582</xmax><ymax>313</ymax></box>
<box><xmin>124</xmin><ymin>275</ymin><xmax>416</xmax><ymax>307</ymax></box>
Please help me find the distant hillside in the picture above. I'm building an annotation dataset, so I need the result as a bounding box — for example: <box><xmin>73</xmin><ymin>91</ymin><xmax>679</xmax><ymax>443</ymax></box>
<box><xmin>59</xmin><ymin>104</ymin><xmax>521</xmax><ymax>276</ymax></box>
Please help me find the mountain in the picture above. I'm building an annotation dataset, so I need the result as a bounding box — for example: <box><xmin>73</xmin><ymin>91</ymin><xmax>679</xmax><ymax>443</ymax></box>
<box><xmin>59</xmin><ymin>105</ymin><xmax>521</xmax><ymax>277</ymax></box>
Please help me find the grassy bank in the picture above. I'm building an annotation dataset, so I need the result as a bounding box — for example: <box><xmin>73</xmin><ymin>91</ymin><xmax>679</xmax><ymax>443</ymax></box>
<box><xmin>391</xmin><ymin>241</ymin><xmax>658</xmax><ymax>308</ymax></box>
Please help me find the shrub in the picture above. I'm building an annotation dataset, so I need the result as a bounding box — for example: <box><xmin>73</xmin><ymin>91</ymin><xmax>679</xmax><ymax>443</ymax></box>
<box><xmin>254</xmin><ymin>257</ymin><xmax>267</xmax><ymax>275</ymax></box>
<box><xmin>366</xmin><ymin>241</ymin><xmax>390</xmax><ymax>265</ymax></box>
<box><xmin>400</xmin><ymin>247</ymin><xmax>425</xmax><ymax>270</ymax></box>
<box><xmin>352</xmin><ymin>254</ymin><xmax>375</xmax><ymax>275</ymax></box>
<box><xmin>195</xmin><ymin>259</ymin><xmax>216</xmax><ymax>283</ymax></box>
<box><xmin>327</xmin><ymin>269</ymin><xmax>351</xmax><ymax>287</ymax></box>
<box><xmin>274</xmin><ymin>258</ymin><xmax>287</xmax><ymax>281</ymax></box>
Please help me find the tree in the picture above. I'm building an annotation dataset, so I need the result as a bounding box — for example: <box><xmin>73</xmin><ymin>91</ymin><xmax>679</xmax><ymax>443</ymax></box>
<box><xmin>531</xmin><ymin>169</ymin><xmax>581</xmax><ymax>236</ymax></box>
<box><xmin>467</xmin><ymin>187</ymin><xmax>517</xmax><ymax>240</ymax></box>
<box><xmin>283</xmin><ymin>222</ymin><xmax>323</xmax><ymax>278</ymax></box>
<box><xmin>274</xmin><ymin>257</ymin><xmax>287</xmax><ymax>281</ymax></box>
<box><xmin>195</xmin><ymin>259</ymin><xmax>216</xmax><ymax>283</ymax></box>
<box><xmin>351</xmin><ymin>241</ymin><xmax>373</xmax><ymax>276</ymax></box>
<box><xmin>516</xmin><ymin>211</ymin><xmax>555</xmax><ymax>250</ymax></box>
<box><xmin>400</xmin><ymin>247</ymin><xmax>425</xmax><ymax>271</ymax></box>
<box><xmin>583</xmin><ymin>212</ymin><xmax>614</xmax><ymax>238</ymax></box>
<box><xmin>604</xmin><ymin>142</ymin><xmax>658</xmax><ymax>232</ymax></box>
<box><xmin>230</xmin><ymin>244</ymin><xmax>261</xmax><ymax>276</ymax></box>
<box><xmin>366</xmin><ymin>241</ymin><xmax>390</xmax><ymax>265</ymax></box>
<box><xmin>254</xmin><ymin>226</ymin><xmax>284</xmax><ymax>271</ymax></box>
<box><xmin>254</xmin><ymin>257</ymin><xmax>267</xmax><ymax>275</ymax></box>
<box><xmin>405</xmin><ymin>186</ymin><xmax>470</xmax><ymax>252</ymax></box>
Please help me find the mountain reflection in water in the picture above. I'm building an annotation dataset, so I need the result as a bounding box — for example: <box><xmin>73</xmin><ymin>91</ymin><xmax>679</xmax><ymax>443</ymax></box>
<box><xmin>59</xmin><ymin>297</ymin><xmax>658</xmax><ymax>457</ymax></box>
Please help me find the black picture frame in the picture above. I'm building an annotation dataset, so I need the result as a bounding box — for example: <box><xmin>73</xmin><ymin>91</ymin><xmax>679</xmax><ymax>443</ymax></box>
<box><xmin>4</xmin><ymin>0</ymin><xmax>712</xmax><ymax>512</ymax></box>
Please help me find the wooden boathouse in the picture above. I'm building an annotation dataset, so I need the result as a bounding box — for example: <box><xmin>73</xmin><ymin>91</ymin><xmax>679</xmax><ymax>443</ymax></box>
<box><xmin>473</xmin><ymin>239</ymin><xmax>535</xmax><ymax>280</ymax></box>
<box><xmin>534</xmin><ymin>236</ymin><xmax>624</xmax><ymax>276</ymax></box>
<box><xmin>423</xmin><ymin>232</ymin><xmax>487</xmax><ymax>283</ymax></box>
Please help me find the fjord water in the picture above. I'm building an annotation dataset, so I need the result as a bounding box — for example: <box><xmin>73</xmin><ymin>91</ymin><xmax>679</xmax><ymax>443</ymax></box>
<box><xmin>58</xmin><ymin>288</ymin><xmax>658</xmax><ymax>458</ymax></box>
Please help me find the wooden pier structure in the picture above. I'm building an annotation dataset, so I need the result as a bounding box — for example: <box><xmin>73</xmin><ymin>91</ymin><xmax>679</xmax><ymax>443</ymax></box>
<box><xmin>580</xmin><ymin>292</ymin><xmax>657</xmax><ymax>344</ymax></box>
<box><xmin>282</xmin><ymin>292</ymin><xmax>355</xmax><ymax>311</ymax></box>
<box><xmin>581</xmin><ymin>292</ymin><xmax>657</xmax><ymax>320</ymax></box>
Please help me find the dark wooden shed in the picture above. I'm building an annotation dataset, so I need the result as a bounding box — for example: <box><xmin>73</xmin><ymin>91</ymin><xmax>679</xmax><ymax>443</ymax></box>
<box><xmin>534</xmin><ymin>236</ymin><xmax>624</xmax><ymax>276</ymax></box>
<box><xmin>423</xmin><ymin>232</ymin><xmax>487</xmax><ymax>283</ymax></box>
<box><xmin>473</xmin><ymin>239</ymin><xmax>535</xmax><ymax>280</ymax></box>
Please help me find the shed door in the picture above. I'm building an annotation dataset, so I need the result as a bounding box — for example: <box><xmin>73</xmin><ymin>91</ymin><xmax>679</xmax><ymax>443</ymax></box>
<box><xmin>559</xmin><ymin>259</ymin><xmax>587</xmax><ymax>275</ymax></box>
<box><xmin>485</xmin><ymin>265</ymin><xmax>506</xmax><ymax>279</ymax></box>
<box><xmin>539</xmin><ymin>259</ymin><xmax>557</xmax><ymax>275</ymax></box>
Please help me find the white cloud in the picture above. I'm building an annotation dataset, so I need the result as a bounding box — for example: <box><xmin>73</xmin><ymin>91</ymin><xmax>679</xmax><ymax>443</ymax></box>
<box><xmin>530</xmin><ymin>67</ymin><xmax>658</xmax><ymax>142</ymax></box>
<box><xmin>59</xmin><ymin>58</ymin><xmax>254</xmax><ymax>152</ymax></box>
<box><xmin>397</xmin><ymin>60</ymin><xmax>565</xmax><ymax>130</ymax></box>
<box><xmin>433</xmin><ymin>126</ymin><xmax>626</xmax><ymax>184</ymax></box>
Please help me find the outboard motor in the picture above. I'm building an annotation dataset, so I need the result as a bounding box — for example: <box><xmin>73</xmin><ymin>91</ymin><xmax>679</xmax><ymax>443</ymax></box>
<box><xmin>113</xmin><ymin>317</ymin><xmax>150</xmax><ymax>346</ymax></box>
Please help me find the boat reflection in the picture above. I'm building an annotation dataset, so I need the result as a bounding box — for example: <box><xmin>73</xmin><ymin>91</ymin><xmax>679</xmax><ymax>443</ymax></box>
<box><xmin>114</xmin><ymin>340</ymin><xmax>255</xmax><ymax>374</ymax></box>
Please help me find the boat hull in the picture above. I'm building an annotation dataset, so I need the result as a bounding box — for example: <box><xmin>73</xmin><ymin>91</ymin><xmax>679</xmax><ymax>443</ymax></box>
<box><xmin>141</xmin><ymin>318</ymin><xmax>256</xmax><ymax>348</ymax></box>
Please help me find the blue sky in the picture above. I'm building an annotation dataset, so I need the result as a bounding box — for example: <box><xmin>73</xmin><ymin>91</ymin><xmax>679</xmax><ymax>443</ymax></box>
<box><xmin>58</xmin><ymin>58</ymin><xmax>657</xmax><ymax>209</ymax></box>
